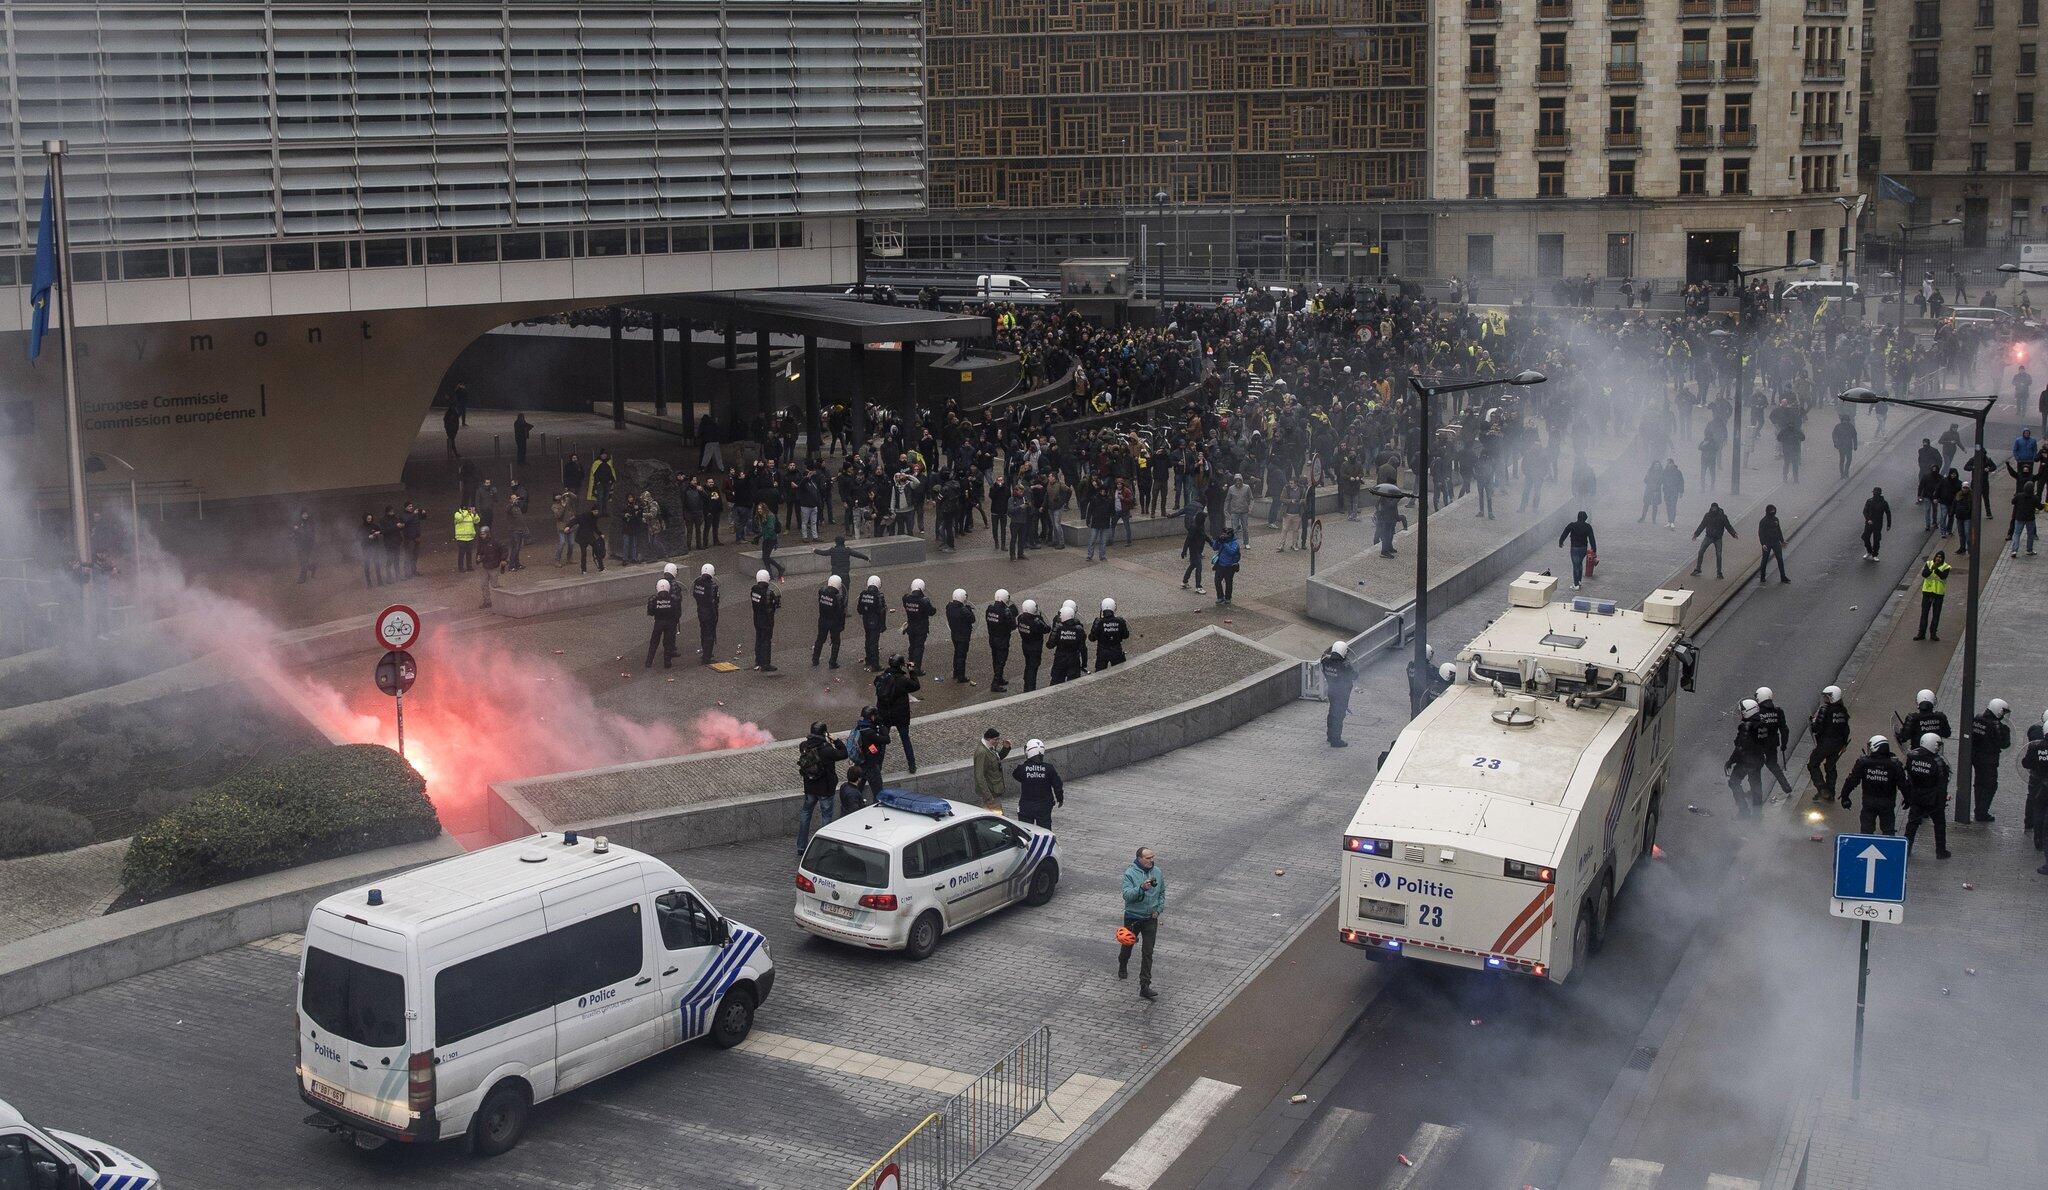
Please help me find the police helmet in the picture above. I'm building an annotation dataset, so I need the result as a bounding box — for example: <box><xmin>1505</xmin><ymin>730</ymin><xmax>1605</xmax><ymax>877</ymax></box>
<box><xmin>1740</xmin><ymin>698</ymin><xmax>1759</xmax><ymax>717</ymax></box>
<box><xmin>1330</xmin><ymin>639</ymin><xmax>1349</xmax><ymax>657</ymax></box>
<box><xmin>867</xmin><ymin>575</ymin><xmax>882</xmax><ymax>588</ymax></box>
<box><xmin>952</xmin><ymin>588</ymin><xmax>967</xmax><ymax>602</ymax></box>
<box><xmin>1020</xmin><ymin>598</ymin><xmax>1037</xmax><ymax>614</ymax></box>
<box><xmin>1869</xmin><ymin>735</ymin><xmax>1889</xmax><ymax>751</ymax></box>
<box><xmin>1917</xmin><ymin>688</ymin><xmax>1935</xmax><ymax>707</ymax></box>
<box><xmin>1822</xmin><ymin>685</ymin><xmax>1842</xmax><ymax>703</ymax></box>
<box><xmin>756</xmin><ymin>569</ymin><xmax>771</xmax><ymax>583</ymax></box>
<box><xmin>995</xmin><ymin>588</ymin><xmax>1009</xmax><ymax>603</ymax></box>
<box><xmin>1920</xmin><ymin>732</ymin><xmax>1943</xmax><ymax>751</ymax></box>
<box><xmin>827</xmin><ymin>574</ymin><xmax>842</xmax><ymax>588</ymax></box>
<box><xmin>1756</xmin><ymin>686</ymin><xmax>1774</xmax><ymax>702</ymax></box>
<box><xmin>1102</xmin><ymin>597</ymin><xmax>1116</xmax><ymax>613</ymax></box>
<box><xmin>700</xmin><ymin>563</ymin><xmax>715</xmax><ymax>577</ymax></box>
<box><xmin>1989</xmin><ymin>698</ymin><xmax>2011</xmax><ymax>718</ymax></box>
<box><xmin>1439</xmin><ymin>662</ymin><xmax>1458</xmax><ymax>682</ymax></box>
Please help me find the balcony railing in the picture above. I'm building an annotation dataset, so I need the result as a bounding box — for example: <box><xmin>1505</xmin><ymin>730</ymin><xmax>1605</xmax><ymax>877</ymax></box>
<box><xmin>1678</xmin><ymin>61</ymin><xmax>1717</xmax><ymax>81</ymax></box>
<box><xmin>1466</xmin><ymin>0</ymin><xmax>1502</xmax><ymax>20</ymax></box>
<box><xmin>1722</xmin><ymin>60</ymin><xmax>1757</xmax><ymax>81</ymax></box>
<box><xmin>1909</xmin><ymin>22</ymin><xmax>1941</xmax><ymax>37</ymax></box>
<box><xmin>1804</xmin><ymin>0</ymin><xmax>1848</xmax><ymax>14</ymax></box>
<box><xmin>1723</xmin><ymin>0</ymin><xmax>1757</xmax><ymax>13</ymax></box>
<box><xmin>1803</xmin><ymin>59</ymin><xmax>1847</xmax><ymax>81</ymax></box>
<box><xmin>1679</xmin><ymin>0</ymin><xmax>1715</xmax><ymax>16</ymax></box>
<box><xmin>1537</xmin><ymin>0</ymin><xmax>1573</xmax><ymax>17</ymax></box>
<box><xmin>1535</xmin><ymin>131</ymin><xmax>1572</xmax><ymax>148</ymax></box>
<box><xmin>1608</xmin><ymin>0</ymin><xmax>1644</xmax><ymax>15</ymax></box>
<box><xmin>1905</xmin><ymin>120</ymin><xmax>1939</xmax><ymax>135</ymax></box>
<box><xmin>1677</xmin><ymin>127</ymin><xmax>1716</xmax><ymax>146</ymax></box>
<box><xmin>1467</xmin><ymin>66</ymin><xmax>1500</xmax><ymax>85</ymax></box>
<box><xmin>1536</xmin><ymin>66</ymin><xmax>1573</xmax><ymax>85</ymax></box>
<box><xmin>1607</xmin><ymin>128</ymin><xmax>1642</xmax><ymax>148</ymax></box>
<box><xmin>1606</xmin><ymin>61</ymin><xmax>1643</xmax><ymax>82</ymax></box>
<box><xmin>1720</xmin><ymin>124</ymin><xmax>1756</xmax><ymax>147</ymax></box>
<box><xmin>1908</xmin><ymin>69</ymin><xmax>1939</xmax><ymax>86</ymax></box>
<box><xmin>1466</xmin><ymin>130</ymin><xmax>1500</xmax><ymax>149</ymax></box>
<box><xmin>1802</xmin><ymin>122</ymin><xmax>1844</xmax><ymax>144</ymax></box>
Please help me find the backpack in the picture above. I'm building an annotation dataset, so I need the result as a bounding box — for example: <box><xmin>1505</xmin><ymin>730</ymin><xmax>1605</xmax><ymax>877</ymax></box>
<box><xmin>798</xmin><ymin>737</ymin><xmax>830</xmax><ymax>782</ymax></box>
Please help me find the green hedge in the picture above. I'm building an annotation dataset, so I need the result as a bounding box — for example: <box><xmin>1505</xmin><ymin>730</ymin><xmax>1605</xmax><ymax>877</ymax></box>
<box><xmin>121</xmin><ymin>744</ymin><xmax>440</xmax><ymax>899</ymax></box>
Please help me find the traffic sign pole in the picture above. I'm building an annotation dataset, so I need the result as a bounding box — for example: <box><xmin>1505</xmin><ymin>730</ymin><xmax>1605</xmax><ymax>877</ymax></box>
<box><xmin>1852</xmin><ymin>919</ymin><xmax>1870</xmax><ymax>1099</ymax></box>
<box><xmin>395</xmin><ymin>688</ymin><xmax>406</xmax><ymax>758</ymax></box>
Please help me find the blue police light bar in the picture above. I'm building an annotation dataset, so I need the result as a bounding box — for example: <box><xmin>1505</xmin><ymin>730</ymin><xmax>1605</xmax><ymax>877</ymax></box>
<box><xmin>1570</xmin><ymin>597</ymin><xmax>1618</xmax><ymax>616</ymax></box>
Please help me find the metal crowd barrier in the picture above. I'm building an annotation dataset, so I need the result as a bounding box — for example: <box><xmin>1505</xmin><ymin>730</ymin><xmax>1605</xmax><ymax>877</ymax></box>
<box><xmin>847</xmin><ymin>1024</ymin><xmax>1054</xmax><ymax>1190</ymax></box>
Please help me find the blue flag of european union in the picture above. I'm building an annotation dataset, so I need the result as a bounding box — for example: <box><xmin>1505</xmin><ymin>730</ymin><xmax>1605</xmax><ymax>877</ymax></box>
<box><xmin>27</xmin><ymin>170</ymin><xmax>56</xmax><ymax>360</ymax></box>
<box><xmin>1877</xmin><ymin>173</ymin><xmax>1917</xmax><ymax>207</ymax></box>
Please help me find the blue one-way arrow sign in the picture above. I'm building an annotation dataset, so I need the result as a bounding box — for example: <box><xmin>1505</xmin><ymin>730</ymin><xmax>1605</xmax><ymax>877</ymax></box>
<box><xmin>1833</xmin><ymin>833</ymin><xmax>1907</xmax><ymax>903</ymax></box>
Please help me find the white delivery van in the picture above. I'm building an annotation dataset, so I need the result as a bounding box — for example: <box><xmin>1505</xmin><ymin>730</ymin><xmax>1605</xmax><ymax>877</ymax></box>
<box><xmin>0</xmin><ymin>1098</ymin><xmax>160</xmax><ymax>1190</ymax></box>
<box><xmin>297</xmin><ymin>832</ymin><xmax>772</xmax><ymax>1156</ymax></box>
<box><xmin>976</xmin><ymin>273</ymin><xmax>1053</xmax><ymax>301</ymax></box>
<box><xmin>1340</xmin><ymin>574</ymin><xmax>1697</xmax><ymax>984</ymax></box>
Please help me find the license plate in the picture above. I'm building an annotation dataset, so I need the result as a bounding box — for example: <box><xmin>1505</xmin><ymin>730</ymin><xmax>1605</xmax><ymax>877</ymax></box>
<box><xmin>310</xmin><ymin>1079</ymin><xmax>345</xmax><ymax>1108</ymax></box>
<box><xmin>821</xmin><ymin>901</ymin><xmax>856</xmax><ymax>920</ymax></box>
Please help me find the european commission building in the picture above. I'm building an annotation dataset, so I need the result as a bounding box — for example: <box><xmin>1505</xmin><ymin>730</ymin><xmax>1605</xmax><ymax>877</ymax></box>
<box><xmin>0</xmin><ymin>1</ymin><xmax>924</xmax><ymax>500</ymax></box>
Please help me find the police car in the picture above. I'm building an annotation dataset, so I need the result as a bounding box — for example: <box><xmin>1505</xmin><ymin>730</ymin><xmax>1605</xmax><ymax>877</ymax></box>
<box><xmin>795</xmin><ymin>790</ymin><xmax>1059</xmax><ymax>960</ymax></box>
<box><xmin>0</xmin><ymin>1097</ymin><xmax>160</xmax><ymax>1189</ymax></box>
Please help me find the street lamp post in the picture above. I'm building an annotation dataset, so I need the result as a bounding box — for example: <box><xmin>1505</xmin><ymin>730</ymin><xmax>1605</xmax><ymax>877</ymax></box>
<box><xmin>1840</xmin><ymin>387</ymin><xmax>1998</xmax><ymax>823</ymax></box>
<box><xmin>1154</xmin><ymin>190</ymin><xmax>1171</xmax><ymax>305</ymax></box>
<box><xmin>1718</xmin><ymin>258</ymin><xmax>1817</xmax><ymax>496</ymax></box>
<box><xmin>1405</xmin><ymin>370</ymin><xmax>1547</xmax><ymax>714</ymax></box>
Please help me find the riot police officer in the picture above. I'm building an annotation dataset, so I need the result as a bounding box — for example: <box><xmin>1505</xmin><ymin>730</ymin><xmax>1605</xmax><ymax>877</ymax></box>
<box><xmin>1903</xmin><ymin>733</ymin><xmax>1953</xmax><ymax>858</ymax></box>
<box><xmin>1965</xmin><ymin>697</ymin><xmax>2013</xmax><ymax>822</ymax></box>
<box><xmin>1319</xmin><ymin>639</ymin><xmax>1356</xmax><ymax>748</ymax></box>
<box><xmin>1807</xmin><ymin>685</ymin><xmax>1852</xmax><ymax>801</ymax></box>
<box><xmin>985</xmin><ymin>589</ymin><xmax>1018</xmax><ymax>693</ymax></box>
<box><xmin>2021</xmin><ymin>716</ymin><xmax>2048</xmax><ymax>862</ymax></box>
<box><xmin>1839</xmin><ymin>735</ymin><xmax>1908</xmax><ymax>832</ymax></box>
<box><xmin>902</xmin><ymin>578</ymin><xmax>936</xmax><ymax>675</ymax></box>
<box><xmin>1089</xmin><ymin>597</ymin><xmax>1130</xmax><ymax>671</ymax></box>
<box><xmin>1753</xmin><ymin>686</ymin><xmax>1794</xmax><ymax>796</ymax></box>
<box><xmin>944</xmin><ymin>588</ymin><xmax>975</xmax><ymax>684</ymax></box>
<box><xmin>750</xmin><ymin>568</ymin><xmax>781</xmax><ymax>672</ymax></box>
<box><xmin>1050</xmin><ymin>606</ymin><xmax>1089</xmax><ymax>684</ymax></box>
<box><xmin>1725</xmin><ymin>699</ymin><xmax>1768</xmax><ymax>815</ymax></box>
<box><xmin>645</xmin><ymin>577</ymin><xmax>681</xmax><ymax>668</ymax></box>
<box><xmin>858</xmin><ymin>575</ymin><xmax>888</xmax><ymax>671</ymax></box>
<box><xmin>1016</xmin><ymin>599</ymin><xmax>1049</xmax><ymax>691</ymax></box>
<box><xmin>813</xmin><ymin>574</ymin><xmax>847</xmax><ymax>669</ymax></box>
<box><xmin>1011</xmin><ymin>739</ymin><xmax>1066</xmax><ymax>828</ymax></box>
<box><xmin>692</xmin><ymin>562</ymin><xmax>720</xmax><ymax>663</ymax></box>
<box><xmin>1896</xmin><ymin>688</ymin><xmax>1951</xmax><ymax>749</ymax></box>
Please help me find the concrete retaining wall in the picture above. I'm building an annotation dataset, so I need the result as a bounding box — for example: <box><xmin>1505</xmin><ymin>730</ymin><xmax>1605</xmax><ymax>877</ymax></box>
<box><xmin>524</xmin><ymin>635</ymin><xmax>1299</xmax><ymax>855</ymax></box>
<box><xmin>0</xmin><ymin>835</ymin><xmax>461</xmax><ymax>1019</ymax></box>
<box><xmin>1306</xmin><ymin>502</ymin><xmax>1576</xmax><ymax>632</ymax></box>
<box><xmin>487</xmin><ymin>535</ymin><xmax>927</xmax><ymax>618</ymax></box>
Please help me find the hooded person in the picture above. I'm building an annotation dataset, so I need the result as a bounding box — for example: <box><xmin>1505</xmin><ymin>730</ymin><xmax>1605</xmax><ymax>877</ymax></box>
<box><xmin>813</xmin><ymin>573</ymin><xmax>848</xmax><ymax>669</ymax></box>
<box><xmin>1012</xmin><ymin>737</ymin><xmax>1066</xmax><ymax>828</ymax></box>
<box><xmin>1840</xmin><ymin>734</ymin><xmax>1910</xmax><ymax>830</ymax></box>
<box><xmin>1089</xmin><ymin>596</ymin><xmax>1131</xmax><ymax>671</ymax></box>
<box><xmin>645</xmin><ymin>575</ymin><xmax>682</xmax><ymax>668</ymax></box>
<box><xmin>1808</xmin><ymin>685</ymin><xmax>1853</xmax><ymax>801</ymax></box>
<box><xmin>749</xmin><ymin>567</ymin><xmax>781</xmax><ymax>672</ymax></box>
<box><xmin>985</xmin><ymin>588</ymin><xmax>1018</xmax><ymax>692</ymax></box>
<box><xmin>692</xmin><ymin>562</ymin><xmax>720</xmax><ymax>663</ymax></box>
<box><xmin>857</xmin><ymin>573</ymin><xmax>888</xmax><ymax>670</ymax></box>
<box><xmin>1965</xmin><ymin>697</ymin><xmax>2014</xmax><ymax>822</ymax></box>
<box><xmin>1049</xmin><ymin>603</ymin><xmax>1089</xmax><ymax>685</ymax></box>
<box><xmin>944</xmin><ymin>587</ymin><xmax>976</xmax><ymax>684</ymax></box>
<box><xmin>1016</xmin><ymin>598</ymin><xmax>1050</xmax><ymax>691</ymax></box>
<box><xmin>1319</xmin><ymin>638</ymin><xmax>1357</xmax><ymax>747</ymax></box>
<box><xmin>901</xmin><ymin>577</ymin><xmax>936</xmax><ymax>674</ymax></box>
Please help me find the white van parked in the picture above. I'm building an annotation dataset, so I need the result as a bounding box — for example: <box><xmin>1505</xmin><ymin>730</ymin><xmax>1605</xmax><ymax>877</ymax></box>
<box><xmin>976</xmin><ymin>273</ymin><xmax>1053</xmax><ymax>301</ymax></box>
<box><xmin>0</xmin><ymin>1097</ymin><xmax>159</xmax><ymax>1190</ymax></box>
<box><xmin>296</xmin><ymin>832</ymin><xmax>772</xmax><ymax>1157</ymax></box>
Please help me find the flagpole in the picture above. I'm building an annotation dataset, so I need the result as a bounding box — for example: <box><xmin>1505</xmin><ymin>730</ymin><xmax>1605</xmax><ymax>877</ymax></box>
<box><xmin>45</xmin><ymin>139</ymin><xmax>94</xmax><ymax>633</ymax></box>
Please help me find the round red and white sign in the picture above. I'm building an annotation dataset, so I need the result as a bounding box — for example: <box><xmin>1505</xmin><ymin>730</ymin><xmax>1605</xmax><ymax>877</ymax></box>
<box><xmin>373</xmin><ymin>604</ymin><xmax>422</xmax><ymax>651</ymax></box>
<box><xmin>872</xmin><ymin>1163</ymin><xmax>900</xmax><ymax>1190</ymax></box>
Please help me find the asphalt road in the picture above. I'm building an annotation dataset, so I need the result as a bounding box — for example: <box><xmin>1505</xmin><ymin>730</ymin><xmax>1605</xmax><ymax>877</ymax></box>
<box><xmin>1060</xmin><ymin>415</ymin><xmax>1944</xmax><ymax>1190</ymax></box>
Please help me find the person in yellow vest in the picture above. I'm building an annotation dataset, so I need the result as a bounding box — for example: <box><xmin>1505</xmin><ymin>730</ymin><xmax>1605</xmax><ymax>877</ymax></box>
<box><xmin>1914</xmin><ymin>550</ymin><xmax>1951</xmax><ymax>641</ymax></box>
<box><xmin>453</xmin><ymin>504</ymin><xmax>480</xmax><ymax>572</ymax></box>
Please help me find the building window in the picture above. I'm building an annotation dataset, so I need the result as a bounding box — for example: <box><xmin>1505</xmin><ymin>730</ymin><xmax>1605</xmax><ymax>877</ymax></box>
<box><xmin>1681</xmin><ymin>28</ymin><xmax>1711</xmax><ymax>66</ymax></box>
<box><xmin>1469</xmin><ymin>98</ymin><xmax>1497</xmax><ymax>134</ymax></box>
<box><xmin>1540</xmin><ymin>32</ymin><xmax>1568</xmax><ymax>73</ymax></box>
<box><xmin>1723</xmin><ymin>157</ymin><xmax>1751</xmax><ymax>193</ymax></box>
<box><xmin>1679</xmin><ymin>158</ymin><xmax>1708</xmax><ymax>194</ymax></box>
<box><xmin>2020</xmin><ymin>142</ymin><xmax>2036</xmax><ymax>170</ymax></box>
<box><xmin>1811</xmin><ymin>228</ymin><xmax>1827</xmax><ymax>263</ymax></box>
<box><xmin>2025</xmin><ymin>45</ymin><xmax>2040</xmax><ymax>75</ymax></box>
<box><xmin>1976</xmin><ymin>45</ymin><xmax>1995</xmax><ymax>75</ymax></box>
<box><xmin>1538</xmin><ymin>160</ymin><xmax>1567</xmax><ymax>196</ymax></box>
<box><xmin>2026</xmin><ymin>0</ymin><xmax>2041</xmax><ymax>26</ymax></box>
<box><xmin>1681</xmin><ymin>94</ymin><xmax>1711</xmax><ymax>133</ymax></box>
<box><xmin>1909</xmin><ymin>142</ymin><xmax>1935</xmax><ymax>169</ymax></box>
<box><xmin>1726</xmin><ymin>27</ymin><xmax>1755</xmax><ymax>68</ymax></box>
<box><xmin>1539</xmin><ymin>97</ymin><xmax>1568</xmax><ymax>136</ymax></box>
<box><xmin>1610</xmin><ymin>29</ymin><xmax>1640</xmax><ymax>68</ymax></box>
<box><xmin>1910</xmin><ymin>47</ymin><xmax>1940</xmax><ymax>85</ymax></box>
<box><xmin>1909</xmin><ymin>95</ymin><xmax>1937</xmax><ymax>134</ymax></box>
<box><xmin>1973</xmin><ymin>93</ymin><xmax>1993</xmax><ymax>124</ymax></box>
<box><xmin>1470</xmin><ymin>34</ymin><xmax>1498</xmax><ymax>76</ymax></box>
<box><xmin>1912</xmin><ymin>0</ymin><xmax>1941</xmax><ymax>33</ymax></box>
<box><xmin>2018</xmin><ymin>195</ymin><xmax>2036</xmax><ymax>236</ymax></box>
<box><xmin>1607</xmin><ymin>233</ymin><xmax>1635</xmax><ymax>278</ymax></box>
<box><xmin>1468</xmin><ymin>161</ymin><xmax>1496</xmax><ymax>198</ymax></box>
<box><xmin>1971</xmin><ymin>141</ymin><xmax>1990</xmax><ymax>170</ymax></box>
<box><xmin>1609</xmin><ymin>95</ymin><xmax>1638</xmax><ymax>132</ymax></box>
<box><xmin>1980</xmin><ymin>0</ymin><xmax>1997</xmax><ymax>26</ymax></box>
<box><xmin>1537</xmin><ymin>234</ymin><xmax>1566</xmax><ymax>279</ymax></box>
<box><xmin>2020</xmin><ymin>92</ymin><xmax>2036</xmax><ymax>124</ymax></box>
<box><xmin>1608</xmin><ymin>158</ymin><xmax>1637</xmax><ymax>195</ymax></box>
<box><xmin>1468</xmin><ymin>234</ymin><xmax>1495</xmax><ymax>277</ymax></box>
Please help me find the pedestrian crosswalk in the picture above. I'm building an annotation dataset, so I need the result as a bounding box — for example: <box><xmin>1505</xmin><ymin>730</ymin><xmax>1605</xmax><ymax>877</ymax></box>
<box><xmin>1199</xmin><ymin>1106</ymin><xmax>1771</xmax><ymax>1190</ymax></box>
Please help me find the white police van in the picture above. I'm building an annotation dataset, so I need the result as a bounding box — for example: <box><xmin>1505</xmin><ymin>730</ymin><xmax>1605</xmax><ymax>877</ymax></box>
<box><xmin>297</xmin><ymin>832</ymin><xmax>772</xmax><ymax>1157</ymax></box>
<box><xmin>795</xmin><ymin>790</ymin><xmax>1059</xmax><ymax>960</ymax></box>
<box><xmin>0</xmin><ymin>1097</ymin><xmax>159</xmax><ymax>1190</ymax></box>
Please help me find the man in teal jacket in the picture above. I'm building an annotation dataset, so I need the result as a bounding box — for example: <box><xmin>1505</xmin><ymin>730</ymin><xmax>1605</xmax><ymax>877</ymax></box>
<box><xmin>1119</xmin><ymin>847</ymin><xmax>1165</xmax><ymax>1000</ymax></box>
